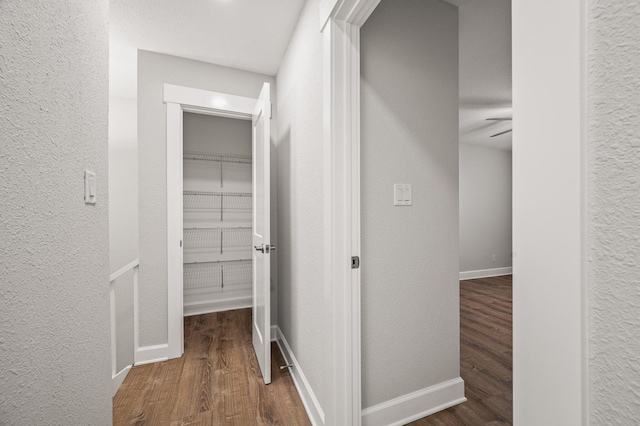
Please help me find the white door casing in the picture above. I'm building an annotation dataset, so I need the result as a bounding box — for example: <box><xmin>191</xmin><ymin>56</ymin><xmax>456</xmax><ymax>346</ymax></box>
<box><xmin>320</xmin><ymin>2</ymin><xmax>380</xmax><ymax>424</ymax></box>
<box><xmin>252</xmin><ymin>82</ymin><xmax>272</xmax><ymax>385</ymax></box>
<box><xmin>164</xmin><ymin>84</ymin><xmax>258</xmax><ymax>361</ymax></box>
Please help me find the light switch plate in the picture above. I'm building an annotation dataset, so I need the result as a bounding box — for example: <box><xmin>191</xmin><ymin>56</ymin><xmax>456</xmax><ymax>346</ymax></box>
<box><xmin>85</xmin><ymin>170</ymin><xmax>97</xmax><ymax>204</ymax></box>
<box><xmin>393</xmin><ymin>184</ymin><xmax>412</xmax><ymax>206</ymax></box>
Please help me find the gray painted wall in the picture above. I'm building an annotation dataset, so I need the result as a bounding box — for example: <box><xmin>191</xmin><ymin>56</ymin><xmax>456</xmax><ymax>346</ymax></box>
<box><xmin>184</xmin><ymin>113</ymin><xmax>252</xmax><ymax>156</ymax></box>
<box><xmin>360</xmin><ymin>0</ymin><xmax>460</xmax><ymax>408</ymax></box>
<box><xmin>588</xmin><ymin>1</ymin><xmax>640</xmax><ymax>423</ymax></box>
<box><xmin>0</xmin><ymin>0</ymin><xmax>112</xmax><ymax>424</ymax></box>
<box><xmin>137</xmin><ymin>51</ymin><xmax>276</xmax><ymax>347</ymax></box>
<box><xmin>109</xmin><ymin>95</ymin><xmax>138</xmax><ymax>372</ymax></box>
<box><xmin>459</xmin><ymin>144</ymin><xmax>512</xmax><ymax>272</ymax></box>
<box><xmin>109</xmin><ymin>95</ymin><xmax>139</xmax><ymax>271</ymax></box>
<box><xmin>275</xmin><ymin>0</ymin><xmax>325</xmax><ymax>407</ymax></box>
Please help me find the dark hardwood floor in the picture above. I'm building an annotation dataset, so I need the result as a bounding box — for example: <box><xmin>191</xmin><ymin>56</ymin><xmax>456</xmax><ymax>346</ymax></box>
<box><xmin>114</xmin><ymin>276</ymin><xmax>512</xmax><ymax>425</ymax></box>
<box><xmin>410</xmin><ymin>275</ymin><xmax>513</xmax><ymax>425</ymax></box>
<box><xmin>113</xmin><ymin>309</ymin><xmax>311</xmax><ymax>425</ymax></box>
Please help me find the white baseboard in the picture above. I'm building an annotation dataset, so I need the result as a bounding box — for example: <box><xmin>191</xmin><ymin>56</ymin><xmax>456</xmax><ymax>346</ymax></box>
<box><xmin>271</xmin><ymin>325</ymin><xmax>277</xmax><ymax>342</ymax></box>
<box><xmin>183</xmin><ymin>296</ymin><xmax>252</xmax><ymax>317</ymax></box>
<box><xmin>459</xmin><ymin>266</ymin><xmax>512</xmax><ymax>280</ymax></box>
<box><xmin>361</xmin><ymin>377</ymin><xmax>466</xmax><ymax>426</ymax></box>
<box><xmin>135</xmin><ymin>343</ymin><xmax>169</xmax><ymax>365</ymax></box>
<box><xmin>276</xmin><ymin>327</ymin><xmax>325</xmax><ymax>425</ymax></box>
<box><xmin>112</xmin><ymin>365</ymin><xmax>132</xmax><ymax>396</ymax></box>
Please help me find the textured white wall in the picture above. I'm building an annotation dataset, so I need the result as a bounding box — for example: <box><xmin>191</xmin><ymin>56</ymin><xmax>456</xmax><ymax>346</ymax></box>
<box><xmin>588</xmin><ymin>1</ymin><xmax>640</xmax><ymax>423</ymax></box>
<box><xmin>0</xmin><ymin>1</ymin><xmax>112</xmax><ymax>424</ymax></box>
<box><xmin>275</xmin><ymin>0</ymin><xmax>325</xmax><ymax>407</ymax></box>
<box><xmin>137</xmin><ymin>51</ymin><xmax>276</xmax><ymax>347</ymax></box>
<box><xmin>360</xmin><ymin>0</ymin><xmax>460</xmax><ymax>408</ymax></box>
<box><xmin>459</xmin><ymin>144</ymin><xmax>512</xmax><ymax>272</ymax></box>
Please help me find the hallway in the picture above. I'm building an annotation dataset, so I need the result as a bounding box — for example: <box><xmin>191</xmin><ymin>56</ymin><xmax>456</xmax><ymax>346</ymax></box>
<box><xmin>113</xmin><ymin>309</ymin><xmax>310</xmax><ymax>425</ymax></box>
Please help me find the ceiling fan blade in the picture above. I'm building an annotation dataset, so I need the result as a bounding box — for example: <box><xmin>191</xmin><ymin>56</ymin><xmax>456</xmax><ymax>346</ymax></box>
<box><xmin>486</xmin><ymin>117</ymin><xmax>512</xmax><ymax>121</ymax></box>
<box><xmin>490</xmin><ymin>129</ymin><xmax>513</xmax><ymax>138</ymax></box>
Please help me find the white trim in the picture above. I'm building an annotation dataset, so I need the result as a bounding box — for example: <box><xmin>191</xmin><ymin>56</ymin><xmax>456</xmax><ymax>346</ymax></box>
<box><xmin>322</xmin><ymin>1</ymin><xmax>380</xmax><ymax>423</ymax></box>
<box><xmin>459</xmin><ymin>267</ymin><xmax>513</xmax><ymax>280</ymax></box>
<box><xmin>183</xmin><ymin>297</ymin><xmax>252</xmax><ymax>317</ymax></box>
<box><xmin>276</xmin><ymin>327</ymin><xmax>325</xmax><ymax>425</ymax></box>
<box><xmin>164</xmin><ymin>84</ymin><xmax>260</xmax><ymax>362</ymax></box>
<box><xmin>135</xmin><ymin>344</ymin><xmax>169</xmax><ymax>365</ymax></box>
<box><xmin>112</xmin><ymin>365</ymin><xmax>131</xmax><ymax>396</ymax></box>
<box><xmin>109</xmin><ymin>260</ymin><xmax>140</xmax><ymax>396</ymax></box>
<box><xmin>319</xmin><ymin>0</ymin><xmax>381</xmax><ymax>30</ymax></box>
<box><xmin>110</xmin><ymin>277</ymin><xmax>117</xmax><ymax>380</ymax></box>
<box><xmin>361</xmin><ymin>378</ymin><xmax>466</xmax><ymax>426</ymax></box>
<box><xmin>579</xmin><ymin>1</ymin><xmax>589</xmax><ymax>423</ymax></box>
<box><xmin>133</xmin><ymin>263</ymin><xmax>140</xmax><ymax>364</ymax></box>
<box><xmin>323</xmin><ymin>18</ymin><xmax>359</xmax><ymax>426</ymax></box>
<box><xmin>109</xmin><ymin>258</ymin><xmax>140</xmax><ymax>282</ymax></box>
<box><xmin>271</xmin><ymin>325</ymin><xmax>277</xmax><ymax>342</ymax></box>
<box><xmin>166</xmin><ymin>101</ymin><xmax>184</xmax><ymax>360</ymax></box>
<box><xmin>512</xmin><ymin>0</ymin><xmax>587</xmax><ymax>423</ymax></box>
<box><xmin>163</xmin><ymin>84</ymin><xmax>255</xmax><ymax>118</ymax></box>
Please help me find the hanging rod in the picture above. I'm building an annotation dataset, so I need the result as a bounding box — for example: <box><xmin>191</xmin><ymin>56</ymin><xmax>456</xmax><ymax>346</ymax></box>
<box><xmin>183</xmin><ymin>190</ymin><xmax>252</xmax><ymax>197</ymax></box>
<box><xmin>183</xmin><ymin>226</ymin><xmax>252</xmax><ymax>230</ymax></box>
<box><xmin>183</xmin><ymin>151</ymin><xmax>252</xmax><ymax>164</ymax></box>
<box><xmin>183</xmin><ymin>259</ymin><xmax>252</xmax><ymax>266</ymax></box>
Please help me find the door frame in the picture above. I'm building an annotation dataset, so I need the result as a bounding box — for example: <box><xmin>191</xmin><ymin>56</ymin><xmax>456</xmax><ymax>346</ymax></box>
<box><xmin>320</xmin><ymin>2</ymin><xmax>379</xmax><ymax>424</ymax></box>
<box><xmin>320</xmin><ymin>0</ymin><xmax>588</xmax><ymax>425</ymax></box>
<box><xmin>164</xmin><ymin>83</ymin><xmax>257</xmax><ymax>359</ymax></box>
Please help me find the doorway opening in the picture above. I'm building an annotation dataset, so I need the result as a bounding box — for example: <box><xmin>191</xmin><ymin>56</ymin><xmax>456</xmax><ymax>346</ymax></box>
<box><xmin>182</xmin><ymin>113</ymin><xmax>254</xmax><ymax>317</ymax></box>
<box><xmin>164</xmin><ymin>83</ymin><xmax>273</xmax><ymax>384</ymax></box>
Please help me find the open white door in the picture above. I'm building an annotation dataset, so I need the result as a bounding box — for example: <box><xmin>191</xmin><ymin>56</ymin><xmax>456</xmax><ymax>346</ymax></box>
<box><xmin>252</xmin><ymin>82</ymin><xmax>271</xmax><ymax>384</ymax></box>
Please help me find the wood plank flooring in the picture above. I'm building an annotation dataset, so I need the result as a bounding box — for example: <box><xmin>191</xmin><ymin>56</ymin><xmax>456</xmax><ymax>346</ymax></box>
<box><xmin>114</xmin><ymin>276</ymin><xmax>511</xmax><ymax>425</ymax></box>
<box><xmin>113</xmin><ymin>309</ymin><xmax>311</xmax><ymax>425</ymax></box>
<box><xmin>409</xmin><ymin>275</ymin><xmax>513</xmax><ymax>425</ymax></box>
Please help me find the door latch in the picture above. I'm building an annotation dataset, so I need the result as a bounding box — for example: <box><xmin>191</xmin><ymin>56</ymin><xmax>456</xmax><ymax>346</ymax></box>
<box><xmin>351</xmin><ymin>256</ymin><xmax>360</xmax><ymax>269</ymax></box>
<box><xmin>255</xmin><ymin>244</ymin><xmax>277</xmax><ymax>254</ymax></box>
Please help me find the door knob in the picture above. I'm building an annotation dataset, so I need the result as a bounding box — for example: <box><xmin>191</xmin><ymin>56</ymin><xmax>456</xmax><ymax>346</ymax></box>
<box><xmin>254</xmin><ymin>244</ymin><xmax>265</xmax><ymax>253</ymax></box>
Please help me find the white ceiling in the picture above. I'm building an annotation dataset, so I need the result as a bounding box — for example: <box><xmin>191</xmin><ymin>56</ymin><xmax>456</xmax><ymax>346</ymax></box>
<box><xmin>455</xmin><ymin>0</ymin><xmax>512</xmax><ymax>150</ymax></box>
<box><xmin>110</xmin><ymin>0</ymin><xmax>511</xmax><ymax>149</ymax></box>
<box><xmin>109</xmin><ymin>0</ymin><xmax>305</xmax><ymax>98</ymax></box>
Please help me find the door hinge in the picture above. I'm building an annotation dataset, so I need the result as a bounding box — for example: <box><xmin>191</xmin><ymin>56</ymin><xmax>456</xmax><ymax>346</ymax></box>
<box><xmin>351</xmin><ymin>256</ymin><xmax>360</xmax><ymax>269</ymax></box>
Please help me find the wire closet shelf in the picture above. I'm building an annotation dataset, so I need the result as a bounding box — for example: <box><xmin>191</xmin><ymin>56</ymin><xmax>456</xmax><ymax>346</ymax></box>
<box><xmin>183</xmin><ymin>226</ymin><xmax>252</xmax><ymax>253</ymax></box>
<box><xmin>183</xmin><ymin>191</ymin><xmax>252</xmax><ymax>211</ymax></box>
<box><xmin>183</xmin><ymin>259</ymin><xmax>252</xmax><ymax>292</ymax></box>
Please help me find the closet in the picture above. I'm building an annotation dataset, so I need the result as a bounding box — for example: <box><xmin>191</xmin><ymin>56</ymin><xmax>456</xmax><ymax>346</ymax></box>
<box><xmin>182</xmin><ymin>113</ymin><xmax>253</xmax><ymax>316</ymax></box>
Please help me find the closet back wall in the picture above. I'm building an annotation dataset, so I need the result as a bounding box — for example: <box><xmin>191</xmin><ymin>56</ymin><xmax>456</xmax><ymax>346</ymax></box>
<box><xmin>184</xmin><ymin>114</ymin><xmax>251</xmax><ymax>156</ymax></box>
<box><xmin>182</xmin><ymin>113</ymin><xmax>253</xmax><ymax>315</ymax></box>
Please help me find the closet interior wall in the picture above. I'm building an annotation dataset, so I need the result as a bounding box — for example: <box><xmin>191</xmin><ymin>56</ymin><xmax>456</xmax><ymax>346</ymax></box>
<box><xmin>182</xmin><ymin>113</ymin><xmax>253</xmax><ymax>316</ymax></box>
